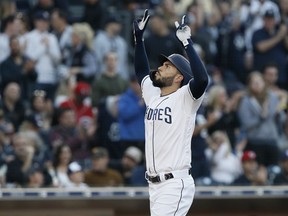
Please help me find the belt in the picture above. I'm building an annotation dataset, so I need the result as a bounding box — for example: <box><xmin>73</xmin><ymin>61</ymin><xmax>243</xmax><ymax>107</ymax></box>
<box><xmin>145</xmin><ymin>169</ymin><xmax>191</xmax><ymax>183</ymax></box>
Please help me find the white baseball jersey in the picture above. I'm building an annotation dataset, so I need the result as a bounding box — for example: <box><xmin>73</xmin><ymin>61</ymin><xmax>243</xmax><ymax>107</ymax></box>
<box><xmin>141</xmin><ymin>75</ymin><xmax>204</xmax><ymax>175</ymax></box>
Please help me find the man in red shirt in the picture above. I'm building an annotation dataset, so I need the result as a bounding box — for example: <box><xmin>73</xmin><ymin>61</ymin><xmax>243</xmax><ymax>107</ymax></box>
<box><xmin>60</xmin><ymin>82</ymin><xmax>95</xmax><ymax>128</ymax></box>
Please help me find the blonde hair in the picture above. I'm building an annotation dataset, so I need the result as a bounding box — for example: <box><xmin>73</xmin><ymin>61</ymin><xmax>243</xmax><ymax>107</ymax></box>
<box><xmin>206</xmin><ymin>85</ymin><xmax>226</xmax><ymax>108</ymax></box>
<box><xmin>72</xmin><ymin>22</ymin><xmax>94</xmax><ymax>49</ymax></box>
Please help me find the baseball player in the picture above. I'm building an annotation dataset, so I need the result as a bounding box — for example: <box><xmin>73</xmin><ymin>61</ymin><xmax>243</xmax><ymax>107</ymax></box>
<box><xmin>133</xmin><ymin>10</ymin><xmax>209</xmax><ymax>215</ymax></box>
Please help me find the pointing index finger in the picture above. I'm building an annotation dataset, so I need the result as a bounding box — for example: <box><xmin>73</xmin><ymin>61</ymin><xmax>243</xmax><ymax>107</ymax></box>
<box><xmin>181</xmin><ymin>15</ymin><xmax>186</xmax><ymax>25</ymax></box>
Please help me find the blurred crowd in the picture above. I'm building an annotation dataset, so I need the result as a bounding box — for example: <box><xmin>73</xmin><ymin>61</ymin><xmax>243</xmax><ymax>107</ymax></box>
<box><xmin>0</xmin><ymin>0</ymin><xmax>288</xmax><ymax>189</ymax></box>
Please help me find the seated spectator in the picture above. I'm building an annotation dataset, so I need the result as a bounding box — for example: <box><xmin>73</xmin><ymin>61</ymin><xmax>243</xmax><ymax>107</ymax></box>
<box><xmin>66</xmin><ymin>161</ymin><xmax>89</xmax><ymax>189</ymax></box>
<box><xmin>49</xmin><ymin>144</ymin><xmax>72</xmax><ymax>187</ymax></box>
<box><xmin>25</xmin><ymin>167</ymin><xmax>45</xmax><ymax>188</ymax></box>
<box><xmin>60</xmin><ymin>82</ymin><xmax>95</xmax><ymax>128</ymax></box>
<box><xmin>27</xmin><ymin>89</ymin><xmax>53</xmax><ymax>131</ymax></box>
<box><xmin>5</xmin><ymin>132</ymin><xmax>46</xmax><ymax>187</ymax></box>
<box><xmin>0</xmin><ymin>115</ymin><xmax>15</xmax><ymax>164</ymax></box>
<box><xmin>49</xmin><ymin>108</ymin><xmax>90</xmax><ymax>166</ymax></box>
<box><xmin>273</xmin><ymin>149</ymin><xmax>288</xmax><ymax>185</ymax></box>
<box><xmin>232</xmin><ymin>150</ymin><xmax>268</xmax><ymax>186</ymax></box>
<box><xmin>0</xmin><ymin>82</ymin><xmax>26</xmax><ymax>131</ymax></box>
<box><xmin>205</xmin><ymin>131</ymin><xmax>242</xmax><ymax>185</ymax></box>
<box><xmin>84</xmin><ymin>147</ymin><xmax>123</xmax><ymax>187</ymax></box>
<box><xmin>109</xmin><ymin>146</ymin><xmax>143</xmax><ymax>186</ymax></box>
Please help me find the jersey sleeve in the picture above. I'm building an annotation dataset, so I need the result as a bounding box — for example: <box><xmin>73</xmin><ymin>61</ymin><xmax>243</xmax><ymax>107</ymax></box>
<box><xmin>141</xmin><ymin>75</ymin><xmax>161</xmax><ymax>104</ymax></box>
<box><xmin>179</xmin><ymin>82</ymin><xmax>205</xmax><ymax>115</ymax></box>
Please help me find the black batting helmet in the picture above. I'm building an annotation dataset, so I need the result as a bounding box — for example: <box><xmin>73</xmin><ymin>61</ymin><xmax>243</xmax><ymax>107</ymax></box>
<box><xmin>159</xmin><ymin>54</ymin><xmax>193</xmax><ymax>86</ymax></box>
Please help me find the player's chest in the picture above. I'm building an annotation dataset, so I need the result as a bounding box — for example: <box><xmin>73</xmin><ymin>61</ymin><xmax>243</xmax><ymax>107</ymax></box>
<box><xmin>145</xmin><ymin>96</ymin><xmax>180</xmax><ymax>124</ymax></box>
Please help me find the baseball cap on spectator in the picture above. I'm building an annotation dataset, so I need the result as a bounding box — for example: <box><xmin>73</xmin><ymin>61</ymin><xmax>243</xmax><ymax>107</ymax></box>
<box><xmin>68</xmin><ymin>162</ymin><xmax>83</xmax><ymax>175</ymax></box>
<box><xmin>279</xmin><ymin>150</ymin><xmax>288</xmax><ymax>161</ymax></box>
<box><xmin>241</xmin><ymin>150</ymin><xmax>257</xmax><ymax>162</ymax></box>
<box><xmin>263</xmin><ymin>9</ymin><xmax>275</xmax><ymax>18</ymax></box>
<box><xmin>74</xmin><ymin>82</ymin><xmax>90</xmax><ymax>96</ymax></box>
<box><xmin>34</xmin><ymin>11</ymin><xmax>50</xmax><ymax>21</ymax></box>
<box><xmin>124</xmin><ymin>146</ymin><xmax>142</xmax><ymax>164</ymax></box>
<box><xmin>91</xmin><ymin>147</ymin><xmax>109</xmax><ymax>160</ymax></box>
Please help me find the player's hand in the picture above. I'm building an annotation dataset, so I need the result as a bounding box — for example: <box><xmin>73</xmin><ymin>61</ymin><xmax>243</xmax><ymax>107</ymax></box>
<box><xmin>175</xmin><ymin>15</ymin><xmax>191</xmax><ymax>47</ymax></box>
<box><xmin>133</xmin><ymin>9</ymin><xmax>150</xmax><ymax>43</ymax></box>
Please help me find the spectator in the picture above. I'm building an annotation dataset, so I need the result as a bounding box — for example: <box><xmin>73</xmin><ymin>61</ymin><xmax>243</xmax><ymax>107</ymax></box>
<box><xmin>251</xmin><ymin>8</ymin><xmax>288</xmax><ymax>90</ymax></box>
<box><xmin>49</xmin><ymin>144</ymin><xmax>72</xmax><ymax>187</ymax></box>
<box><xmin>82</xmin><ymin>0</ymin><xmax>106</xmax><ymax>33</ymax></box>
<box><xmin>27</xmin><ymin>90</ymin><xmax>53</xmax><ymax>132</ymax></box>
<box><xmin>191</xmin><ymin>108</ymin><xmax>211</xmax><ymax>181</ymax></box>
<box><xmin>0</xmin><ymin>82</ymin><xmax>25</xmax><ymax>131</ymax></box>
<box><xmin>49</xmin><ymin>108</ymin><xmax>90</xmax><ymax>166</ymax></box>
<box><xmin>60</xmin><ymin>82</ymin><xmax>96</xmax><ymax>127</ymax></box>
<box><xmin>144</xmin><ymin>13</ymin><xmax>183</xmax><ymax>69</ymax></box>
<box><xmin>93</xmin><ymin>16</ymin><xmax>129</xmax><ymax>79</ymax></box>
<box><xmin>243</xmin><ymin>0</ymin><xmax>280</xmax><ymax>50</ymax></box>
<box><xmin>232</xmin><ymin>150</ymin><xmax>268</xmax><ymax>185</ymax></box>
<box><xmin>27</xmin><ymin>0</ymin><xmax>55</xmax><ymax>28</ymax></box>
<box><xmin>205</xmin><ymin>84</ymin><xmax>240</xmax><ymax>148</ymax></box>
<box><xmin>0</xmin><ymin>0</ymin><xmax>16</xmax><ymax>20</ymax></box>
<box><xmin>109</xmin><ymin>146</ymin><xmax>143</xmax><ymax>186</ymax></box>
<box><xmin>51</xmin><ymin>9</ymin><xmax>72</xmax><ymax>52</ymax></box>
<box><xmin>279</xmin><ymin>0</ymin><xmax>288</xmax><ymax>26</ymax></box>
<box><xmin>66</xmin><ymin>161</ymin><xmax>89</xmax><ymax>189</ymax></box>
<box><xmin>0</xmin><ymin>15</ymin><xmax>16</xmax><ymax>63</ymax></box>
<box><xmin>118</xmin><ymin>75</ymin><xmax>145</xmax><ymax>152</ymax></box>
<box><xmin>84</xmin><ymin>147</ymin><xmax>123</xmax><ymax>187</ymax></box>
<box><xmin>60</xmin><ymin>23</ymin><xmax>96</xmax><ymax>84</ymax></box>
<box><xmin>262</xmin><ymin>62</ymin><xmax>288</xmax><ymax>114</ymax></box>
<box><xmin>205</xmin><ymin>131</ymin><xmax>242</xmax><ymax>185</ymax></box>
<box><xmin>0</xmin><ymin>114</ymin><xmax>14</xmax><ymax>155</ymax></box>
<box><xmin>91</xmin><ymin>51</ymin><xmax>129</xmax><ymax>107</ymax></box>
<box><xmin>5</xmin><ymin>132</ymin><xmax>43</xmax><ymax>187</ymax></box>
<box><xmin>237</xmin><ymin>72</ymin><xmax>285</xmax><ymax>166</ymax></box>
<box><xmin>23</xmin><ymin>11</ymin><xmax>61</xmax><ymax>101</ymax></box>
<box><xmin>0</xmin><ymin>35</ymin><xmax>37</xmax><ymax>102</ymax></box>
<box><xmin>273</xmin><ymin>149</ymin><xmax>288</xmax><ymax>185</ymax></box>
<box><xmin>25</xmin><ymin>167</ymin><xmax>45</xmax><ymax>188</ymax></box>
<box><xmin>95</xmin><ymin>95</ymin><xmax>122</xmax><ymax>160</ymax></box>
<box><xmin>155</xmin><ymin>0</ymin><xmax>179</xmax><ymax>31</ymax></box>
<box><xmin>14</xmin><ymin>12</ymin><xmax>31</xmax><ymax>51</ymax></box>
<box><xmin>186</xmin><ymin>2</ymin><xmax>217</xmax><ymax>65</ymax></box>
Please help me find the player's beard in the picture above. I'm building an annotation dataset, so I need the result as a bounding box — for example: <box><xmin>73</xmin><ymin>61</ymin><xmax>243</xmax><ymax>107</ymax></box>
<box><xmin>151</xmin><ymin>72</ymin><xmax>175</xmax><ymax>88</ymax></box>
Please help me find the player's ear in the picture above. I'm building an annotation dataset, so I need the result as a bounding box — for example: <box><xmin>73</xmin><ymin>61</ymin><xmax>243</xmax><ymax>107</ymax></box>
<box><xmin>175</xmin><ymin>74</ymin><xmax>184</xmax><ymax>84</ymax></box>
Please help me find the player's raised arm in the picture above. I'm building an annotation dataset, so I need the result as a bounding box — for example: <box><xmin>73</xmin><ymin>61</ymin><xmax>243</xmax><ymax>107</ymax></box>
<box><xmin>133</xmin><ymin>9</ymin><xmax>151</xmax><ymax>84</ymax></box>
<box><xmin>175</xmin><ymin>15</ymin><xmax>209</xmax><ymax>99</ymax></box>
